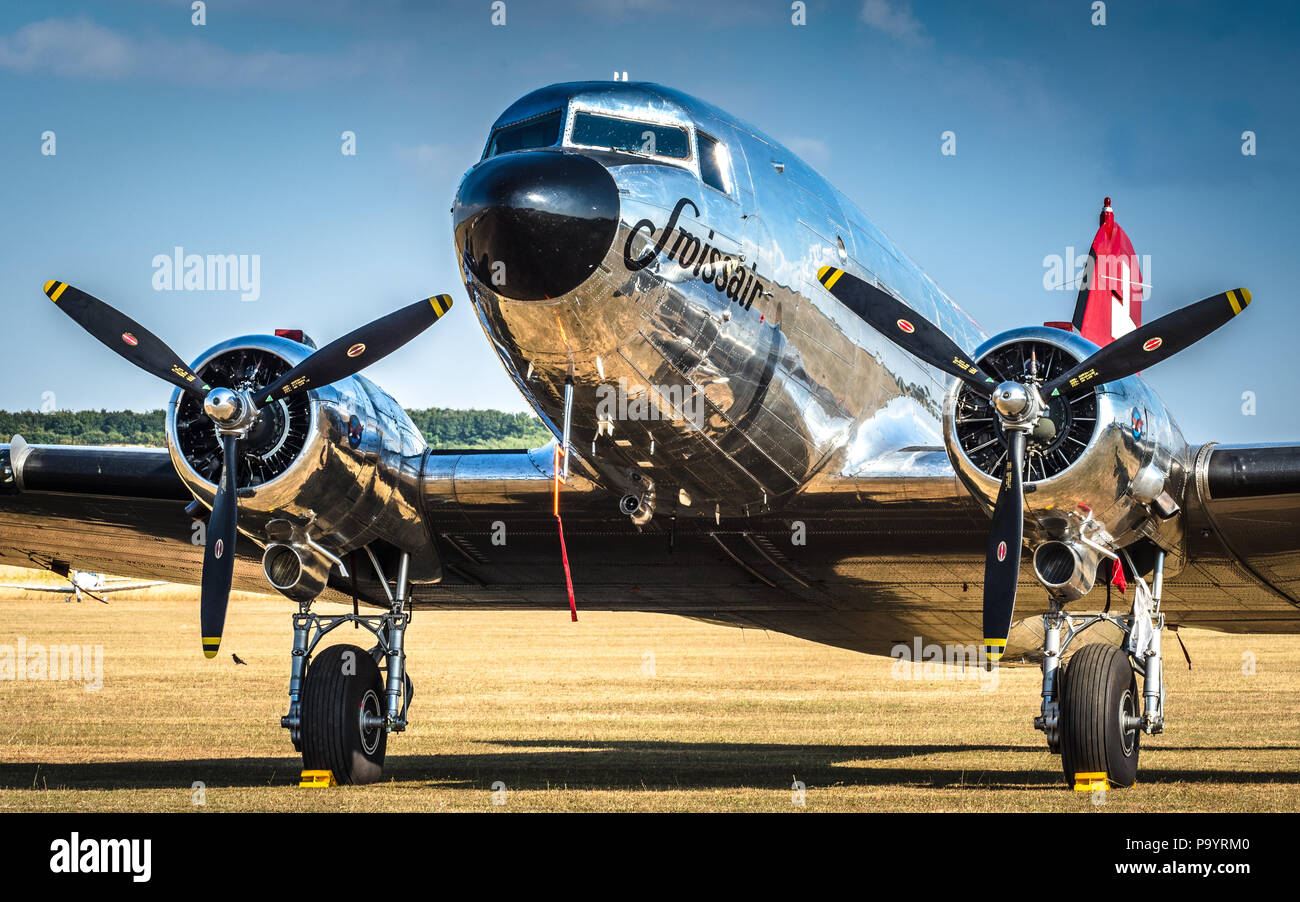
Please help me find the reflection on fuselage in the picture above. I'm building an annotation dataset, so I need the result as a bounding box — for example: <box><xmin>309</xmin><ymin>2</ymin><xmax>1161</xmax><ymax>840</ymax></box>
<box><xmin>452</xmin><ymin>82</ymin><xmax>983</xmax><ymax>518</ymax></box>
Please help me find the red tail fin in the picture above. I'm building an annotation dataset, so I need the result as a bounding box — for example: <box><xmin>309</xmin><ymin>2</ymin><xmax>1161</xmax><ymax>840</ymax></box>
<box><xmin>1069</xmin><ymin>198</ymin><xmax>1143</xmax><ymax>347</ymax></box>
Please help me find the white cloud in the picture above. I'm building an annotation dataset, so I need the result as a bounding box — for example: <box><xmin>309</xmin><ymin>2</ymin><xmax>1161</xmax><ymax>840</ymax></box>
<box><xmin>860</xmin><ymin>0</ymin><xmax>928</xmax><ymax>44</ymax></box>
<box><xmin>784</xmin><ymin>136</ymin><xmax>831</xmax><ymax>169</ymax></box>
<box><xmin>0</xmin><ymin>17</ymin><xmax>367</xmax><ymax>87</ymax></box>
<box><xmin>394</xmin><ymin>143</ymin><xmax>479</xmax><ymax>182</ymax></box>
<box><xmin>0</xmin><ymin>18</ymin><xmax>133</xmax><ymax>79</ymax></box>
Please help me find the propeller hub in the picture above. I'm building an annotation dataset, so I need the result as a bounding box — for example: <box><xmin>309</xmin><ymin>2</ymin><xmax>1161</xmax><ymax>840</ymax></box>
<box><xmin>992</xmin><ymin>381</ymin><xmax>1033</xmax><ymax>420</ymax></box>
<box><xmin>203</xmin><ymin>387</ymin><xmax>245</xmax><ymax>427</ymax></box>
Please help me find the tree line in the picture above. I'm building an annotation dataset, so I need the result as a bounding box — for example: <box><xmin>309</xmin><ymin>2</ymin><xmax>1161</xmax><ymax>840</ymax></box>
<box><xmin>0</xmin><ymin>408</ymin><xmax>553</xmax><ymax>451</ymax></box>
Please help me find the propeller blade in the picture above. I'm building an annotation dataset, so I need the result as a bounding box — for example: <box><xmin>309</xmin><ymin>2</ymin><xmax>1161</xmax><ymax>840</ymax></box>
<box><xmin>982</xmin><ymin>430</ymin><xmax>1025</xmax><ymax>665</ymax></box>
<box><xmin>42</xmin><ymin>281</ymin><xmax>209</xmax><ymax>398</ymax></box>
<box><xmin>260</xmin><ymin>295</ymin><xmax>453</xmax><ymax>403</ymax></box>
<box><xmin>816</xmin><ymin>267</ymin><xmax>996</xmax><ymax>397</ymax></box>
<box><xmin>200</xmin><ymin>433</ymin><xmax>240</xmax><ymax>659</ymax></box>
<box><xmin>1043</xmin><ymin>288</ymin><xmax>1251</xmax><ymax>397</ymax></box>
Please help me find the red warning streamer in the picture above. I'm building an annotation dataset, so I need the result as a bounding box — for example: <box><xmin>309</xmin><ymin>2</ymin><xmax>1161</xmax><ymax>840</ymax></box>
<box><xmin>554</xmin><ymin>445</ymin><xmax>577</xmax><ymax>621</ymax></box>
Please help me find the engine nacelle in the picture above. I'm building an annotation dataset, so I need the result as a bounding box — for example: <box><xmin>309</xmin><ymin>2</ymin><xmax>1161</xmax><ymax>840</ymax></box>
<box><xmin>165</xmin><ymin>334</ymin><xmax>438</xmax><ymax>597</ymax></box>
<box><xmin>942</xmin><ymin>327</ymin><xmax>1187</xmax><ymax>594</ymax></box>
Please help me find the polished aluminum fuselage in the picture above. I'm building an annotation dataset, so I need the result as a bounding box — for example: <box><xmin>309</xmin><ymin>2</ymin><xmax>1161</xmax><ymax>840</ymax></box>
<box><xmin>459</xmin><ymin>83</ymin><xmax>988</xmax><ymax>517</ymax></box>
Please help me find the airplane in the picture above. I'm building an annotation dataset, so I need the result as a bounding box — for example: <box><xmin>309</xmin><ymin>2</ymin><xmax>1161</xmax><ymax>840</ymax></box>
<box><xmin>1</xmin><ymin>81</ymin><xmax>1296</xmax><ymax>791</ymax></box>
<box><xmin>0</xmin><ymin>567</ymin><xmax>165</xmax><ymax>603</ymax></box>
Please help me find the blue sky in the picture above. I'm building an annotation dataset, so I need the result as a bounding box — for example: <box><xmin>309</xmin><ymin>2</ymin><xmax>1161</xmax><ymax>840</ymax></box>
<box><xmin>0</xmin><ymin>0</ymin><xmax>1296</xmax><ymax>442</ymax></box>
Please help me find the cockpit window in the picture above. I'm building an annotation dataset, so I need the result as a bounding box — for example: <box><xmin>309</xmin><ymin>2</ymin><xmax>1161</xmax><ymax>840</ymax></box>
<box><xmin>487</xmin><ymin>110</ymin><xmax>563</xmax><ymax>157</ymax></box>
<box><xmin>569</xmin><ymin>111</ymin><xmax>690</xmax><ymax>159</ymax></box>
<box><xmin>697</xmin><ymin>132</ymin><xmax>733</xmax><ymax>194</ymax></box>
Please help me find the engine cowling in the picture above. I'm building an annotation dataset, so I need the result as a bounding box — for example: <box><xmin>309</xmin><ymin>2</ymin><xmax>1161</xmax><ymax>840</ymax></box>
<box><xmin>942</xmin><ymin>327</ymin><xmax>1187</xmax><ymax>599</ymax></box>
<box><xmin>164</xmin><ymin>334</ymin><xmax>437</xmax><ymax>599</ymax></box>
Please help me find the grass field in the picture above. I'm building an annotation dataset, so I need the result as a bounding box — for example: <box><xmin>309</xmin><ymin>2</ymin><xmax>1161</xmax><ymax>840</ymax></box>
<box><xmin>0</xmin><ymin>567</ymin><xmax>1297</xmax><ymax>812</ymax></box>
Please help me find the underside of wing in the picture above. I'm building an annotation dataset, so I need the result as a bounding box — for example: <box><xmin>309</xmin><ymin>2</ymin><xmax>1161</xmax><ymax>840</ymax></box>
<box><xmin>3</xmin><ymin>439</ymin><xmax>1299</xmax><ymax>662</ymax></box>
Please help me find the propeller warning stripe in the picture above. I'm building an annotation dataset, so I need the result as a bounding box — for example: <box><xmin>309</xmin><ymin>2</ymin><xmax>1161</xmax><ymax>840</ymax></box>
<box><xmin>1227</xmin><ymin>288</ymin><xmax>1251</xmax><ymax>316</ymax></box>
<box><xmin>429</xmin><ymin>294</ymin><xmax>453</xmax><ymax>318</ymax></box>
<box><xmin>45</xmin><ymin>280</ymin><xmax>70</xmax><ymax>302</ymax></box>
<box><xmin>983</xmin><ymin>638</ymin><xmax>1007</xmax><ymax>661</ymax></box>
<box><xmin>817</xmin><ymin>266</ymin><xmax>845</xmax><ymax>291</ymax></box>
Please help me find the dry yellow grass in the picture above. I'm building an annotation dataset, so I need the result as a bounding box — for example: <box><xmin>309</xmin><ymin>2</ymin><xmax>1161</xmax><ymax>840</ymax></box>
<box><xmin>0</xmin><ymin>566</ymin><xmax>1296</xmax><ymax>812</ymax></box>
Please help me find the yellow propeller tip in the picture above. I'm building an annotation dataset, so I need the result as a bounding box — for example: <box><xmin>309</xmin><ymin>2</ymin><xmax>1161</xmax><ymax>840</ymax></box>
<box><xmin>203</xmin><ymin>650</ymin><xmax>218</xmax><ymax>659</ymax></box>
<box><xmin>43</xmin><ymin>280</ymin><xmax>56</xmax><ymax>294</ymax></box>
<box><xmin>1241</xmin><ymin>288</ymin><xmax>1252</xmax><ymax>305</ymax></box>
<box><xmin>817</xmin><ymin>265</ymin><xmax>832</xmax><ymax>280</ymax></box>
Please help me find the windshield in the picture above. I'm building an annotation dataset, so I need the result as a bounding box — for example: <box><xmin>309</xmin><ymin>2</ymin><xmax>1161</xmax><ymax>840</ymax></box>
<box><xmin>487</xmin><ymin>111</ymin><xmax>563</xmax><ymax>157</ymax></box>
<box><xmin>569</xmin><ymin>111</ymin><xmax>690</xmax><ymax>159</ymax></box>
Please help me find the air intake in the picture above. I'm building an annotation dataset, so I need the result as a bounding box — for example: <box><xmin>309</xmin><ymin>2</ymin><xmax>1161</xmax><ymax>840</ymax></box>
<box><xmin>953</xmin><ymin>339</ymin><xmax>1098</xmax><ymax>483</ymax></box>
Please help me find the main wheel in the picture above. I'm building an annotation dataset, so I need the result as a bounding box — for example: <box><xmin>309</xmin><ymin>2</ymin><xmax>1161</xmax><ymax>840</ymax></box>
<box><xmin>1059</xmin><ymin>642</ymin><xmax>1140</xmax><ymax>788</ymax></box>
<box><xmin>300</xmin><ymin>644</ymin><xmax>387</xmax><ymax>785</ymax></box>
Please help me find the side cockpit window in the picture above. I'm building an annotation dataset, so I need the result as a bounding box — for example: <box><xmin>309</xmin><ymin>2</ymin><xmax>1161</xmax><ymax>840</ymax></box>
<box><xmin>569</xmin><ymin>111</ymin><xmax>690</xmax><ymax>159</ymax></box>
<box><xmin>487</xmin><ymin>110</ymin><xmax>563</xmax><ymax>158</ymax></box>
<box><xmin>697</xmin><ymin>132</ymin><xmax>733</xmax><ymax>195</ymax></box>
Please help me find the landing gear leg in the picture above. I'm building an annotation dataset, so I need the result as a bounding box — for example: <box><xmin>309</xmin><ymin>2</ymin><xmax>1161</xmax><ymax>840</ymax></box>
<box><xmin>280</xmin><ymin>549</ymin><xmax>415</xmax><ymax>785</ymax></box>
<box><xmin>1034</xmin><ymin>549</ymin><xmax>1167</xmax><ymax>789</ymax></box>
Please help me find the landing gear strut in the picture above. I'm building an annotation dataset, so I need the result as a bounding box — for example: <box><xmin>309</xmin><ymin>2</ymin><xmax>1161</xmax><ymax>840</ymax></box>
<box><xmin>280</xmin><ymin>549</ymin><xmax>414</xmax><ymax>785</ymax></box>
<box><xmin>1034</xmin><ymin>550</ymin><xmax>1166</xmax><ymax>789</ymax></box>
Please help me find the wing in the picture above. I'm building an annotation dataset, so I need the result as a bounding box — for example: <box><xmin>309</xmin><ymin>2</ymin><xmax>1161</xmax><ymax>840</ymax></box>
<box><xmin>1183</xmin><ymin>442</ymin><xmax>1300</xmax><ymax>631</ymax></box>
<box><xmin>0</xmin><ymin>441</ymin><xmax>277</xmax><ymax>597</ymax></box>
<box><xmin>419</xmin><ymin>444</ymin><xmax>1300</xmax><ymax>660</ymax></box>
<box><xmin>94</xmin><ymin>581</ymin><xmax>168</xmax><ymax>593</ymax></box>
<box><xmin>1</xmin><ymin>584</ymin><xmax>77</xmax><ymax>593</ymax></box>
<box><xmin>4</xmin><ymin>439</ymin><xmax>1298</xmax><ymax>662</ymax></box>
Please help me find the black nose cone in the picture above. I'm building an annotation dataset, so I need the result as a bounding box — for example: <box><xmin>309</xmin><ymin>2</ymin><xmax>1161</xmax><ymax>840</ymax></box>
<box><xmin>453</xmin><ymin>151</ymin><xmax>620</xmax><ymax>301</ymax></box>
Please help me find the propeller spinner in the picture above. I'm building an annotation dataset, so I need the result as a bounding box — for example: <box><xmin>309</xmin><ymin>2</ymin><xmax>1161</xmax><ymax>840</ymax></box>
<box><xmin>43</xmin><ymin>280</ymin><xmax>453</xmax><ymax>657</ymax></box>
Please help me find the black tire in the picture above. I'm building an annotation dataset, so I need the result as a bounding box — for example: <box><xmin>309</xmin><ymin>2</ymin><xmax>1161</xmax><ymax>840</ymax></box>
<box><xmin>1059</xmin><ymin>642</ymin><xmax>1140</xmax><ymax>788</ymax></box>
<box><xmin>300</xmin><ymin>644</ymin><xmax>387</xmax><ymax>785</ymax></box>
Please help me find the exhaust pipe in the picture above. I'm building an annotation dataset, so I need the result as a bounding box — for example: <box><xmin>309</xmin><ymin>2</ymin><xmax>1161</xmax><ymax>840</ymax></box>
<box><xmin>1033</xmin><ymin>540</ymin><xmax>1101</xmax><ymax>601</ymax></box>
<box><xmin>262</xmin><ymin>543</ymin><xmax>331</xmax><ymax>603</ymax></box>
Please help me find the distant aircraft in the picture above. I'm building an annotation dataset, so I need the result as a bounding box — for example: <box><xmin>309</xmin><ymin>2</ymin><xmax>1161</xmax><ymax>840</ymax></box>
<box><xmin>2</xmin><ymin>82</ymin><xmax>1294</xmax><ymax>792</ymax></box>
<box><xmin>1</xmin><ymin>569</ymin><xmax>165</xmax><ymax>603</ymax></box>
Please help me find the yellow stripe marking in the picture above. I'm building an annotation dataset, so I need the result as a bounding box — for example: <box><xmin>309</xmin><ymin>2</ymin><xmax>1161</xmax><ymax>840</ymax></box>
<box><xmin>50</xmin><ymin>282</ymin><xmax>69</xmax><ymax>302</ymax></box>
<box><xmin>44</xmin><ymin>280</ymin><xmax>56</xmax><ymax>295</ymax></box>
<box><xmin>823</xmin><ymin>268</ymin><xmax>844</xmax><ymax>291</ymax></box>
<box><xmin>817</xmin><ymin>265</ymin><xmax>833</xmax><ymax>283</ymax></box>
<box><xmin>983</xmin><ymin>638</ymin><xmax>1007</xmax><ymax>647</ymax></box>
<box><xmin>1227</xmin><ymin>290</ymin><xmax>1242</xmax><ymax>315</ymax></box>
<box><xmin>429</xmin><ymin>296</ymin><xmax>445</xmax><ymax>317</ymax></box>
